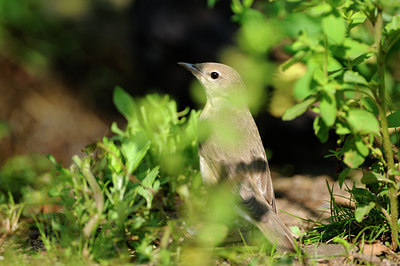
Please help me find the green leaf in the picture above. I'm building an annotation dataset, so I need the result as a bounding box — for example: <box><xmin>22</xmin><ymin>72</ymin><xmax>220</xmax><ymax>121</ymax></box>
<box><xmin>207</xmin><ymin>0</ymin><xmax>218</xmax><ymax>8</ymax></box>
<box><xmin>282</xmin><ymin>97</ymin><xmax>316</xmax><ymax>121</ymax></box>
<box><xmin>343</xmin><ymin>70</ymin><xmax>368</xmax><ymax>85</ymax></box>
<box><xmin>313</xmin><ymin>116</ymin><xmax>329</xmax><ymax>143</ymax></box>
<box><xmin>335</xmin><ymin>122</ymin><xmax>351</xmax><ymax>135</ymax></box>
<box><xmin>137</xmin><ymin>187</ymin><xmax>153</xmax><ymax>208</ymax></box>
<box><xmin>387</xmin><ymin>111</ymin><xmax>400</xmax><ymax>128</ymax></box>
<box><xmin>130</xmin><ymin>216</ymin><xmax>146</xmax><ymax>230</ymax></box>
<box><xmin>342</xmin><ymin>39</ymin><xmax>370</xmax><ymax>60</ymax></box>
<box><xmin>121</xmin><ymin>135</ymin><xmax>150</xmax><ymax>175</ymax></box>
<box><xmin>355</xmin><ymin>202</ymin><xmax>376</xmax><ymax>222</ymax></box>
<box><xmin>110</xmin><ymin>122</ymin><xmax>125</xmax><ymax>136</ymax></box>
<box><xmin>338</xmin><ymin>168</ymin><xmax>351</xmax><ymax>188</ymax></box>
<box><xmin>322</xmin><ymin>14</ymin><xmax>346</xmax><ymax>44</ymax></box>
<box><xmin>290</xmin><ymin>226</ymin><xmax>305</xmax><ymax>236</ymax></box>
<box><xmin>361</xmin><ymin>97</ymin><xmax>378</xmax><ymax>116</ymax></box>
<box><xmin>294</xmin><ymin>66</ymin><xmax>314</xmax><ymax>100</ymax></box>
<box><xmin>113</xmin><ymin>86</ymin><xmax>137</xmax><ymax>121</ymax></box>
<box><xmin>313</xmin><ymin>68</ymin><xmax>327</xmax><ymax>85</ymax></box>
<box><xmin>351</xmin><ymin>187</ymin><xmax>376</xmax><ymax>201</ymax></box>
<box><xmin>385</xmin><ymin>15</ymin><xmax>400</xmax><ymax>35</ymax></box>
<box><xmin>333</xmin><ymin>237</ymin><xmax>351</xmax><ymax>252</ymax></box>
<box><xmin>142</xmin><ymin>167</ymin><xmax>160</xmax><ymax>188</ymax></box>
<box><xmin>243</xmin><ymin>0</ymin><xmax>254</xmax><ymax>8</ymax></box>
<box><xmin>361</xmin><ymin>171</ymin><xmax>394</xmax><ymax>185</ymax></box>
<box><xmin>239</xmin><ymin>9</ymin><xmax>278</xmax><ymax>54</ymax></box>
<box><xmin>231</xmin><ymin>0</ymin><xmax>243</xmax><ymax>14</ymax></box>
<box><xmin>349</xmin><ymin>12</ymin><xmax>367</xmax><ymax>29</ymax></box>
<box><xmin>344</xmin><ymin>148</ymin><xmax>364</xmax><ymax>168</ymax></box>
<box><xmin>346</xmin><ymin>109</ymin><xmax>380</xmax><ymax>135</ymax></box>
<box><xmin>354</xmin><ymin>135</ymin><xmax>369</xmax><ymax>157</ymax></box>
<box><xmin>307</xmin><ymin>3</ymin><xmax>332</xmax><ymax>16</ymax></box>
<box><xmin>282</xmin><ymin>51</ymin><xmax>309</xmax><ymax>71</ymax></box>
<box><xmin>320</xmin><ymin>91</ymin><xmax>337</xmax><ymax>127</ymax></box>
<box><xmin>103</xmin><ymin>138</ymin><xmax>123</xmax><ymax>173</ymax></box>
<box><xmin>350</xmin><ymin>52</ymin><xmax>374</xmax><ymax>66</ymax></box>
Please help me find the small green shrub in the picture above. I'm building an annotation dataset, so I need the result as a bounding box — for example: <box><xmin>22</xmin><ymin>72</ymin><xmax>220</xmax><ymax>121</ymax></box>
<box><xmin>280</xmin><ymin>1</ymin><xmax>400</xmax><ymax>250</ymax></box>
<box><xmin>34</xmin><ymin>87</ymin><xmax>201</xmax><ymax>263</ymax></box>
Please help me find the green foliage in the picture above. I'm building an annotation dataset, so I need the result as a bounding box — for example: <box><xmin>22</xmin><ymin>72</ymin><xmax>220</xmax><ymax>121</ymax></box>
<box><xmin>0</xmin><ymin>86</ymin><xmax>297</xmax><ymax>264</ymax></box>
<box><xmin>3</xmin><ymin>0</ymin><xmax>400</xmax><ymax>263</ymax></box>
<box><xmin>305</xmin><ymin>181</ymin><xmax>389</xmax><ymax>247</ymax></box>
<box><xmin>0</xmin><ymin>192</ymin><xmax>24</xmax><ymax>236</ymax></box>
<box><xmin>0</xmin><ymin>155</ymin><xmax>54</xmax><ymax>201</ymax></box>
<box><xmin>281</xmin><ymin>0</ymin><xmax>400</xmax><ymax>249</ymax></box>
<box><xmin>31</xmin><ymin>88</ymin><xmax>201</xmax><ymax>263</ymax></box>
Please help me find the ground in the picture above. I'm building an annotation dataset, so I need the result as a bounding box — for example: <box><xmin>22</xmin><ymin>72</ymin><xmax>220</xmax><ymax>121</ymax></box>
<box><xmin>273</xmin><ymin>173</ymin><xmax>400</xmax><ymax>265</ymax></box>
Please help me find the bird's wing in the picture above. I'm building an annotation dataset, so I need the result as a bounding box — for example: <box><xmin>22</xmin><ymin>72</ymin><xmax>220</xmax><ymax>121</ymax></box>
<box><xmin>199</xmin><ymin>107</ymin><xmax>295</xmax><ymax>252</ymax></box>
<box><xmin>198</xmin><ymin>108</ymin><xmax>276</xmax><ymax>212</ymax></box>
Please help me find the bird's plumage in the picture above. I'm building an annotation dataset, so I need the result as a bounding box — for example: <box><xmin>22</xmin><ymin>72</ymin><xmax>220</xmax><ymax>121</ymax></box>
<box><xmin>179</xmin><ymin>62</ymin><xmax>295</xmax><ymax>252</ymax></box>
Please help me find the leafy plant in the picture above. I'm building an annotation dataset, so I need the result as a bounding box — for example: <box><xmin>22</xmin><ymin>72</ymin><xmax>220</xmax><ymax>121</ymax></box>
<box><xmin>33</xmin><ymin>87</ymin><xmax>201</xmax><ymax>263</ymax></box>
<box><xmin>280</xmin><ymin>0</ymin><xmax>400</xmax><ymax>250</ymax></box>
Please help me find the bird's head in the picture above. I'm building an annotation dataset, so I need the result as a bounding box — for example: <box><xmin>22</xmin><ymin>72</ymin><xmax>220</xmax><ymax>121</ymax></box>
<box><xmin>178</xmin><ymin>62</ymin><xmax>247</xmax><ymax>107</ymax></box>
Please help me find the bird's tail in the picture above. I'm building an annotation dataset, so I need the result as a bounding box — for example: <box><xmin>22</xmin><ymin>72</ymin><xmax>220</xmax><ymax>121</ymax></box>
<box><xmin>254</xmin><ymin>210</ymin><xmax>296</xmax><ymax>252</ymax></box>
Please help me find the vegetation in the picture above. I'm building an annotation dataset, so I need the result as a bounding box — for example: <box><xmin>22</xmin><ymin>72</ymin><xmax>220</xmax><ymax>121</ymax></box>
<box><xmin>281</xmin><ymin>0</ymin><xmax>400</xmax><ymax>251</ymax></box>
<box><xmin>1</xmin><ymin>0</ymin><xmax>400</xmax><ymax>264</ymax></box>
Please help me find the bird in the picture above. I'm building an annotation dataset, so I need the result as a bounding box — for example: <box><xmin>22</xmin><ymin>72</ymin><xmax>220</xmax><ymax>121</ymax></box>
<box><xmin>178</xmin><ymin>62</ymin><xmax>295</xmax><ymax>252</ymax></box>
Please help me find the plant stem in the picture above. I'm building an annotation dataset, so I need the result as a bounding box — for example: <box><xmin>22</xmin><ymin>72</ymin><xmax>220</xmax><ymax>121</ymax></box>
<box><xmin>375</xmin><ymin>10</ymin><xmax>399</xmax><ymax>251</ymax></box>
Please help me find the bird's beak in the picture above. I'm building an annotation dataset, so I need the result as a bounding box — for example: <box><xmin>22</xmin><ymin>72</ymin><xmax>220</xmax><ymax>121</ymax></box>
<box><xmin>178</xmin><ymin>62</ymin><xmax>202</xmax><ymax>77</ymax></box>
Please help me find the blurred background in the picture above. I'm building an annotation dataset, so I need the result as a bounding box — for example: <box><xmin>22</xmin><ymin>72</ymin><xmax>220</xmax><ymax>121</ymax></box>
<box><xmin>0</xmin><ymin>0</ymin><xmax>337</xmax><ymax>177</ymax></box>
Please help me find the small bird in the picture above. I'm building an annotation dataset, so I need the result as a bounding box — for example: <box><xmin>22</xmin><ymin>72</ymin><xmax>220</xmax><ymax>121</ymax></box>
<box><xmin>178</xmin><ymin>62</ymin><xmax>295</xmax><ymax>252</ymax></box>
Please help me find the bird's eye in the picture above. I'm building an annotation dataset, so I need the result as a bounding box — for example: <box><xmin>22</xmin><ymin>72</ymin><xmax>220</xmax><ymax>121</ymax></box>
<box><xmin>210</xmin><ymin>72</ymin><xmax>219</xmax><ymax>79</ymax></box>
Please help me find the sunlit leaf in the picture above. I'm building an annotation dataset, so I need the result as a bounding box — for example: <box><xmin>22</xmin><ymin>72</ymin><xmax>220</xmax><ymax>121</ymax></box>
<box><xmin>333</xmin><ymin>237</ymin><xmax>351</xmax><ymax>252</ymax></box>
<box><xmin>238</xmin><ymin>9</ymin><xmax>279</xmax><ymax>54</ymax></box>
<box><xmin>349</xmin><ymin>12</ymin><xmax>367</xmax><ymax>29</ymax></box>
<box><xmin>282</xmin><ymin>96</ymin><xmax>316</xmax><ymax>121</ymax></box>
<box><xmin>142</xmin><ymin>167</ymin><xmax>159</xmax><ymax>188</ymax></box>
<box><xmin>294</xmin><ymin>66</ymin><xmax>314</xmax><ymax>100</ymax></box>
<box><xmin>344</xmin><ymin>148</ymin><xmax>364</xmax><ymax>168</ymax></box>
<box><xmin>342</xmin><ymin>39</ymin><xmax>370</xmax><ymax>60</ymax></box>
<box><xmin>243</xmin><ymin>0</ymin><xmax>254</xmax><ymax>8</ymax></box>
<box><xmin>121</xmin><ymin>136</ymin><xmax>150</xmax><ymax>175</ymax></box>
<box><xmin>355</xmin><ymin>202</ymin><xmax>376</xmax><ymax>222</ymax></box>
<box><xmin>322</xmin><ymin>14</ymin><xmax>346</xmax><ymax>44</ymax></box>
<box><xmin>313</xmin><ymin>68</ymin><xmax>327</xmax><ymax>85</ymax></box>
<box><xmin>335</xmin><ymin>122</ymin><xmax>351</xmax><ymax>135</ymax></box>
<box><xmin>137</xmin><ymin>187</ymin><xmax>153</xmax><ymax>209</ymax></box>
<box><xmin>113</xmin><ymin>86</ymin><xmax>137</xmax><ymax>122</ymax></box>
<box><xmin>354</xmin><ymin>135</ymin><xmax>369</xmax><ymax>157</ymax></box>
<box><xmin>385</xmin><ymin>15</ymin><xmax>400</xmax><ymax>35</ymax></box>
<box><xmin>343</xmin><ymin>70</ymin><xmax>368</xmax><ymax>85</ymax></box>
<box><xmin>306</xmin><ymin>3</ymin><xmax>332</xmax><ymax>16</ymax></box>
<box><xmin>346</xmin><ymin>109</ymin><xmax>380</xmax><ymax>135</ymax></box>
<box><xmin>320</xmin><ymin>91</ymin><xmax>337</xmax><ymax>127</ymax></box>
<box><xmin>231</xmin><ymin>0</ymin><xmax>243</xmax><ymax>14</ymax></box>
<box><xmin>198</xmin><ymin>223</ymin><xmax>229</xmax><ymax>246</ymax></box>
